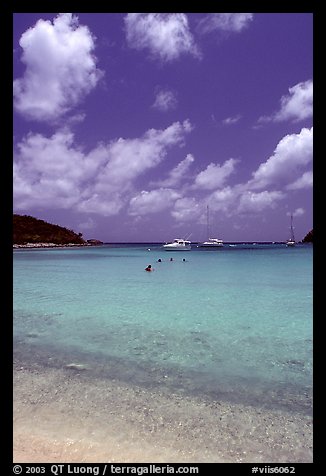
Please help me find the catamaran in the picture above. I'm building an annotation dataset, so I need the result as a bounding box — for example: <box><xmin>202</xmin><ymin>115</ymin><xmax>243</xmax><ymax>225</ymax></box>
<box><xmin>199</xmin><ymin>206</ymin><xmax>224</xmax><ymax>248</ymax></box>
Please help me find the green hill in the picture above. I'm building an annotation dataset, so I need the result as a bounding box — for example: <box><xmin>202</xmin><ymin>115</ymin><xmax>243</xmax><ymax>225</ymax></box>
<box><xmin>13</xmin><ymin>215</ymin><xmax>85</xmax><ymax>245</ymax></box>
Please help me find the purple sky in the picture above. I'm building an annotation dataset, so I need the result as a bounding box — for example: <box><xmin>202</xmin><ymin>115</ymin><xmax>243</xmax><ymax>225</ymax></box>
<box><xmin>13</xmin><ymin>13</ymin><xmax>313</xmax><ymax>242</ymax></box>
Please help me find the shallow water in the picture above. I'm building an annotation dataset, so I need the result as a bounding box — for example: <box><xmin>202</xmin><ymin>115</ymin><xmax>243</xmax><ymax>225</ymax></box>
<box><xmin>13</xmin><ymin>243</ymin><xmax>313</xmax><ymax>414</ymax></box>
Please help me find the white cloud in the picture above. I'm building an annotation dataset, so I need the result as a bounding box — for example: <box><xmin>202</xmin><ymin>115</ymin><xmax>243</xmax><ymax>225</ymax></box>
<box><xmin>93</xmin><ymin>120</ymin><xmax>192</xmax><ymax>195</ymax></box>
<box><xmin>170</xmin><ymin>184</ymin><xmax>285</xmax><ymax>223</ymax></box>
<box><xmin>129</xmin><ymin>188</ymin><xmax>181</xmax><ymax>216</ymax></box>
<box><xmin>14</xmin><ymin>130</ymin><xmax>88</xmax><ymax>209</ymax></box>
<box><xmin>237</xmin><ymin>190</ymin><xmax>285</xmax><ymax>214</ymax></box>
<box><xmin>124</xmin><ymin>13</ymin><xmax>200</xmax><ymax>62</ymax></box>
<box><xmin>198</xmin><ymin>13</ymin><xmax>253</xmax><ymax>35</ymax></box>
<box><xmin>291</xmin><ymin>208</ymin><xmax>305</xmax><ymax>217</ymax></box>
<box><xmin>78</xmin><ymin>217</ymin><xmax>96</xmax><ymax>231</ymax></box>
<box><xmin>193</xmin><ymin>158</ymin><xmax>238</xmax><ymax>190</ymax></box>
<box><xmin>208</xmin><ymin>186</ymin><xmax>241</xmax><ymax>213</ymax></box>
<box><xmin>222</xmin><ymin>114</ymin><xmax>242</xmax><ymax>125</ymax></box>
<box><xmin>76</xmin><ymin>194</ymin><xmax>124</xmax><ymax>216</ymax></box>
<box><xmin>168</xmin><ymin>127</ymin><xmax>312</xmax><ymax>223</ymax></box>
<box><xmin>169</xmin><ymin>186</ymin><xmax>239</xmax><ymax>223</ymax></box>
<box><xmin>152</xmin><ymin>89</ymin><xmax>178</xmax><ymax>112</ymax></box>
<box><xmin>14</xmin><ymin>121</ymin><xmax>192</xmax><ymax>216</ymax></box>
<box><xmin>258</xmin><ymin>80</ymin><xmax>313</xmax><ymax>124</ymax></box>
<box><xmin>286</xmin><ymin>171</ymin><xmax>313</xmax><ymax>190</ymax></box>
<box><xmin>153</xmin><ymin>153</ymin><xmax>195</xmax><ymax>187</ymax></box>
<box><xmin>171</xmin><ymin>197</ymin><xmax>203</xmax><ymax>222</ymax></box>
<box><xmin>250</xmin><ymin>127</ymin><xmax>313</xmax><ymax>189</ymax></box>
<box><xmin>13</xmin><ymin>13</ymin><xmax>102</xmax><ymax>122</ymax></box>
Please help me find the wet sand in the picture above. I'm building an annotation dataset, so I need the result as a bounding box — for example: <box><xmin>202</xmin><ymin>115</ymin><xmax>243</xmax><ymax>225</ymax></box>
<box><xmin>13</xmin><ymin>362</ymin><xmax>313</xmax><ymax>463</ymax></box>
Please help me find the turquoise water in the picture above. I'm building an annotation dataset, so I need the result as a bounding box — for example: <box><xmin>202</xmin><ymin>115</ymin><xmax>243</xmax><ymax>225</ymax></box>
<box><xmin>13</xmin><ymin>244</ymin><xmax>313</xmax><ymax>414</ymax></box>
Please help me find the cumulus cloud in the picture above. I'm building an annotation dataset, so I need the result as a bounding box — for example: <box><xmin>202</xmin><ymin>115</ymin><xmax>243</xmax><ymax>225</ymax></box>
<box><xmin>124</xmin><ymin>13</ymin><xmax>200</xmax><ymax>62</ymax></box>
<box><xmin>152</xmin><ymin>89</ymin><xmax>178</xmax><ymax>112</ymax></box>
<box><xmin>237</xmin><ymin>190</ymin><xmax>285</xmax><ymax>214</ymax></box>
<box><xmin>76</xmin><ymin>194</ymin><xmax>125</xmax><ymax>216</ymax></box>
<box><xmin>153</xmin><ymin>153</ymin><xmax>195</xmax><ymax>187</ymax></box>
<box><xmin>208</xmin><ymin>186</ymin><xmax>241</xmax><ymax>213</ymax></box>
<box><xmin>93</xmin><ymin>120</ymin><xmax>192</xmax><ymax>194</ymax></box>
<box><xmin>258</xmin><ymin>80</ymin><xmax>313</xmax><ymax>124</ymax></box>
<box><xmin>167</xmin><ymin>184</ymin><xmax>285</xmax><ymax>223</ymax></box>
<box><xmin>14</xmin><ymin>130</ymin><xmax>88</xmax><ymax>209</ymax></box>
<box><xmin>14</xmin><ymin>121</ymin><xmax>192</xmax><ymax>216</ymax></box>
<box><xmin>286</xmin><ymin>171</ymin><xmax>313</xmax><ymax>190</ymax></box>
<box><xmin>78</xmin><ymin>217</ymin><xmax>96</xmax><ymax>231</ymax></box>
<box><xmin>193</xmin><ymin>158</ymin><xmax>238</xmax><ymax>190</ymax></box>
<box><xmin>13</xmin><ymin>13</ymin><xmax>102</xmax><ymax>122</ymax></box>
<box><xmin>169</xmin><ymin>127</ymin><xmax>312</xmax><ymax>223</ymax></box>
<box><xmin>198</xmin><ymin>13</ymin><xmax>253</xmax><ymax>35</ymax></box>
<box><xmin>171</xmin><ymin>197</ymin><xmax>203</xmax><ymax>222</ymax></box>
<box><xmin>290</xmin><ymin>208</ymin><xmax>305</xmax><ymax>217</ymax></box>
<box><xmin>250</xmin><ymin>127</ymin><xmax>313</xmax><ymax>189</ymax></box>
<box><xmin>222</xmin><ymin>114</ymin><xmax>242</xmax><ymax>125</ymax></box>
<box><xmin>129</xmin><ymin>188</ymin><xmax>181</xmax><ymax>216</ymax></box>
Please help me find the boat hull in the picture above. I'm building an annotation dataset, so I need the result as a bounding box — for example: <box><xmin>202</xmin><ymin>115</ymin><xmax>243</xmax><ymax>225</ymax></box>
<box><xmin>199</xmin><ymin>239</ymin><xmax>223</xmax><ymax>248</ymax></box>
<box><xmin>163</xmin><ymin>245</ymin><xmax>191</xmax><ymax>251</ymax></box>
<box><xmin>199</xmin><ymin>244</ymin><xmax>223</xmax><ymax>248</ymax></box>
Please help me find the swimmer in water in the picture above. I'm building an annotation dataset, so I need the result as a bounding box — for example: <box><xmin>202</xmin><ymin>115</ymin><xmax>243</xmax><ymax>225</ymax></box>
<box><xmin>145</xmin><ymin>264</ymin><xmax>153</xmax><ymax>271</ymax></box>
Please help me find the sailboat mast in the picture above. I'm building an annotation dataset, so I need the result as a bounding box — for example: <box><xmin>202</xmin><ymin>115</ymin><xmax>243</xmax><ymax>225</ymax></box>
<box><xmin>207</xmin><ymin>205</ymin><xmax>210</xmax><ymax>239</ymax></box>
<box><xmin>290</xmin><ymin>214</ymin><xmax>295</xmax><ymax>241</ymax></box>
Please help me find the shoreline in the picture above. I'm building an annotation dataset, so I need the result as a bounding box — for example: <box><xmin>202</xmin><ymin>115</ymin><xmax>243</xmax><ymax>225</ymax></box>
<box><xmin>13</xmin><ymin>363</ymin><xmax>313</xmax><ymax>463</ymax></box>
<box><xmin>13</xmin><ymin>242</ymin><xmax>101</xmax><ymax>249</ymax></box>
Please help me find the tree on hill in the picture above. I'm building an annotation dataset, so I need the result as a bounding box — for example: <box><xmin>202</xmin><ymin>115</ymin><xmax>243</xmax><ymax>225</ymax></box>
<box><xmin>13</xmin><ymin>214</ymin><xmax>86</xmax><ymax>245</ymax></box>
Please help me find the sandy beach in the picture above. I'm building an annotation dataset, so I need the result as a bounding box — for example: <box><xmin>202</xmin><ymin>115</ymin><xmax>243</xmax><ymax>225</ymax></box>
<box><xmin>13</xmin><ymin>360</ymin><xmax>313</xmax><ymax>464</ymax></box>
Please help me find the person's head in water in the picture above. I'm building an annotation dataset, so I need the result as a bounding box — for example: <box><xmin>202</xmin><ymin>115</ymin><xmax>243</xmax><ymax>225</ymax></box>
<box><xmin>145</xmin><ymin>264</ymin><xmax>152</xmax><ymax>271</ymax></box>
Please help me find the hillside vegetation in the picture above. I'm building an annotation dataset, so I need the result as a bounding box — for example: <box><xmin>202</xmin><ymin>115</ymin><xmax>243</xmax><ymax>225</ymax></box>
<box><xmin>13</xmin><ymin>215</ymin><xmax>85</xmax><ymax>245</ymax></box>
<box><xmin>302</xmin><ymin>229</ymin><xmax>313</xmax><ymax>243</ymax></box>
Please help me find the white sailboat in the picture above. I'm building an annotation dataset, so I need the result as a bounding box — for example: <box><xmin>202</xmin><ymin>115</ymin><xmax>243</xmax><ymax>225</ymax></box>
<box><xmin>199</xmin><ymin>206</ymin><xmax>224</xmax><ymax>248</ymax></box>
<box><xmin>286</xmin><ymin>214</ymin><xmax>296</xmax><ymax>247</ymax></box>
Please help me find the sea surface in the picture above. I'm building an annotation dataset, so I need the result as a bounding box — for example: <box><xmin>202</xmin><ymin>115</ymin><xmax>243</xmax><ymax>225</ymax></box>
<box><xmin>13</xmin><ymin>243</ymin><xmax>313</xmax><ymax>415</ymax></box>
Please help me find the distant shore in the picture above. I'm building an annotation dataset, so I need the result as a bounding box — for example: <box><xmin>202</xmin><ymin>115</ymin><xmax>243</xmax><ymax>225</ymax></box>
<box><xmin>13</xmin><ymin>242</ymin><xmax>102</xmax><ymax>249</ymax></box>
<box><xmin>13</xmin><ymin>241</ymin><xmax>312</xmax><ymax>249</ymax></box>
